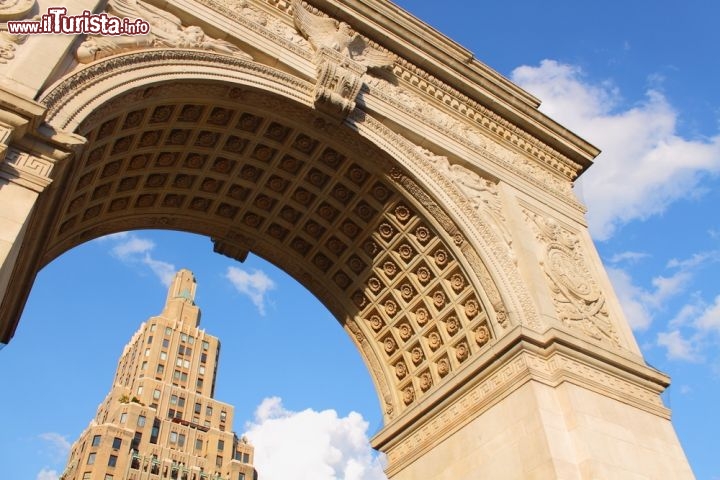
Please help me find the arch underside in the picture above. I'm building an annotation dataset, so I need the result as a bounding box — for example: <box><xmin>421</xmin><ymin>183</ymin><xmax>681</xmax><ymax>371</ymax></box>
<box><xmin>33</xmin><ymin>67</ymin><xmax>508</xmax><ymax>423</ymax></box>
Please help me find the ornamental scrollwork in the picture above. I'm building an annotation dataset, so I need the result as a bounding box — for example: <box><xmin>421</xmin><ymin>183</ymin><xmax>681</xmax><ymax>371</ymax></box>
<box><xmin>526</xmin><ymin>211</ymin><xmax>620</xmax><ymax>346</ymax></box>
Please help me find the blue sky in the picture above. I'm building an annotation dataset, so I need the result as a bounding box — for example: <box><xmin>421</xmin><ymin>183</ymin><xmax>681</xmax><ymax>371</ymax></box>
<box><xmin>1</xmin><ymin>1</ymin><xmax>719</xmax><ymax>479</ymax></box>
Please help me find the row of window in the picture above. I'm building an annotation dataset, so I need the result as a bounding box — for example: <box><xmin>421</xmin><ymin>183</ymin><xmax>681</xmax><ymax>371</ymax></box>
<box><xmin>148</xmin><ymin>323</ymin><xmax>211</xmax><ymax>350</ymax></box>
<box><xmin>91</xmin><ymin>435</ymin><xmax>123</xmax><ymax>450</ymax></box>
<box><xmin>82</xmin><ymin>473</ymin><xmax>113</xmax><ymax>480</ymax></box>
<box><xmin>87</xmin><ymin>451</ymin><xmax>118</xmax><ymax>467</ymax></box>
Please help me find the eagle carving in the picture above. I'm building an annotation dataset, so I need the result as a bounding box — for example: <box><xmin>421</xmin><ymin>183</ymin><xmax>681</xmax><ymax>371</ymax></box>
<box><xmin>292</xmin><ymin>0</ymin><xmax>394</xmax><ymax>70</ymax></box>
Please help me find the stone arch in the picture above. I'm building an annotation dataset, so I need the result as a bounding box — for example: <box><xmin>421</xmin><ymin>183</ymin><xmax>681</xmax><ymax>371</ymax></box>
<box><xmin>20</xmin><ymin>49</ymin><xmax>535</xmax><ymax>428</ymax></box>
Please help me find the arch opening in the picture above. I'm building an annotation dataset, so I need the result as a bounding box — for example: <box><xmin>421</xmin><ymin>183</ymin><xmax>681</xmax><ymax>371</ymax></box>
<box><xmin>14</xmin><ymin>69</ymin><xmax>507</xmax><ymax>426</ymax></box>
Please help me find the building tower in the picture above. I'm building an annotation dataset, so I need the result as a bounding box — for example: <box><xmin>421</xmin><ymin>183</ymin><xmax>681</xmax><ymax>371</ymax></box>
<box><xmin>60</xmin><ymin>270</ymin><xmax>258</xmax><ymax>480</ymax></box>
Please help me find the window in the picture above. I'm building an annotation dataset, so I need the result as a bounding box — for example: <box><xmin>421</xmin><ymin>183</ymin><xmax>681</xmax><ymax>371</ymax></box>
<box><xmin>160</xmin><ymin>351</ymin><xmax>167</xmax><ymax>360</ymax></box>
<box><xmin>178</xmin><ymin>433</ymin><xmax>186</xmax><ymax>447</ymax></box>
<box><xmin>147</xmin><ymin>335</ymin><xmax>153</xmax><ymax>344</ymax></box>
<box><xmin>137</xmin><ymin>415</ymin><xmax>146</xmax><ymax>427</ymax></box>
<box><xmin>163</xmin><ymin>339</ymin><xmax>170</xmax><ymax>348</ymax></box>
<box><xmin>105</xmin><ymin>475</ymin><xmax>114</xmax><ymax>480</ymax></box>
<box><xmin>171</xmin><ymin>394</ymin><xmax>178</xmax><ymax>405</ymax></box>
<box><xmin>206</xmin><ymin>406</ymin><xmax>213</xmax><ymax>417</ymax></box>
<box><xmin>180</xmin><ymin>372</ymin><xmax>188</xmax><ymax>382</ymax></box>
<box><xmin>188</xmin><ymin>336</ymin><xmax>194</xmax><ymax>344</ymax></box>
<box><xmin>87</xmin><ymin>453</ymin><xmax>96</xmax><ymax>465</ymax></box>
<box><xmin>195</xmin><ymin>438</ymin><xmax>203</xmax><ymax>450</ymax></box>
<box><xmin>83</xmin><ymin>473</ymin><xmax>91</xmax><ymax>480</ymax></box>
<box><xmin>92</xmin><ymin>435</ymin><xmax>101</xmax><ymax>447</ymax></box>
<box><xmin>157</xmin><ymin>364</ymin><xmax>164</xmax><ymax>374</ymax></box>
<box><xmin>132</xmin><ymin>431</ymin><xmax>142</xmax><ymax>450</ymax></box>
<box><xmin>112</xmin><ymin>437</ymin><xmax>122</xmax><ymax>449</ymax></box>
<box><xmin>150</xmin><ymin>419</ymin><xmax>160</xmax><ymax>444</ymax></box>
<box><xmin>242</xmin><ymin>453</ymin><xmax>250</xmax><ymax>463</ymax></box>
<box><xmin>183</xmin><ymin>359</ymin><xmax>190</xmax><ymax>368</ymax></box>
<box><xmin>196</xmin><ymin>378</ymin><xmax>203</xmax><ymax>388</ymax></box>
<box><xmin>141</xmin><ymin>361</ymin><xmax>147</xmax><ymax>370</ymax></box>
<box><xmin>216</xmin><ymin>455</ymin><xmax>223</xmax><ymax>467</ymax></box>
<box><xmin>174</xmin><ymin>370</ymin><xmax>181</xmax><ymax>379</ymax></box>
<box><xmin>153</xmin><ymin>389</ymin><xmax>161</xmax><ymax>400</ymax></box>
<box><xmin>220</xmin><ymin>411</ymin><xmax>227</xmax><ymax>422</ymax></box>
<box><xmin>199</xmin><ymin>365</ymin><xmax>205</xmax><ymax>375</ymax></box>
<box><xmin>178</xmin><ymin>345</ymin><xmax>185</xmax><ymax>356</ymax></box>
<box><xmin>150</xmin><ymin>323</ymin><xmax>157</xmax><ymax>332</ymax></box>
<box><xmin>178</xmin><ymin>397</ymin><xmax>185</xmax><ymax>407</ymax></box>
<box><xmin>239</xmin><ymin>474</ymin><xmax>245</xmax><ymax>480</ymax></box>
<box><xmin>170</xmin><ymin>431</ymin><xmax>178</xmax><ymax>444</ymax></box>
<box><xmin>120</xmin><ymin>413</ymin><xmax>127</xmax><ymax>424</ymax></box>
<box><xmin>165</xmin><ymin>327</ymin><xmax>172</xmax><ymax>335</ymax></box>
<box><xmin>108</xmin><ymin>455</ymin><xmax>118</xmax><ymax>467</ymax></box>
<box><xmin>168</xmin><ymin>409</ymin><xmax>176</xmax><ymax>419</ymax></box>
<box><xmin>202</xmin><ymin>341</ymin><xmax>209</xmax><ymax>351</ymax></box>
<box><xmin>185</xmin><ymin>347</ymin><xmax>192</xmax><ymax>356</ymax></box>
<box><xmin>217</xmin><ymin>439</ymin><xmax>224</xmax><ymax>451</ymax></box>
<box><xmin>201</xmin><ymin>353</ymin><xmax>207</xmax><ymax>364</ymax></box>
<box><xmin>137</xmin><ymin>385</ymin><xmax>143</xmax><ymax>395</ymax></box>
<box><xmin>145</xmin><ymin>348</ymin><xmax>150</xmax><ymax>357</ymax></box>
<box><xmin>195</xmin><ymin>402</ymin><xmax>202</xmax><ymax>414</ymax></box>
<box><xmin>181</xmin><ymin>333</ymin><xmax>188</xmax><ymax>342</ymax></box>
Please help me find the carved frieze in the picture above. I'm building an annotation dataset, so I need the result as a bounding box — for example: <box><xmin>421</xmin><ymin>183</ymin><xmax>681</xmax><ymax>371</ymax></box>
<box><xmin>366</xmin><ymin>76</ymin><xmax>582</xmax><ymax>210</ymax></box>
<box><xmin>0</xmin><ymin>147</ymin><xmax>54</xmax><ymax>191</ymax></box>
<box><xmin>525</xmin><ymin>210</ymin><xmax>620</xmax><ymax>346</ymax></box>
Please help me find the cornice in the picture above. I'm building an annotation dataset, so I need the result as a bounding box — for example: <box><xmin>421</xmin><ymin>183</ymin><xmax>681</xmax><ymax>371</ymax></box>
<box><xmin>300</xmin><ymin>0</ymin><xmax>600</xmax><ymax>174</ymax></box>
<box><xmin>372</xmin><ymin>325</ymin><xmax>670</xmax><ymax>475</ymax></box>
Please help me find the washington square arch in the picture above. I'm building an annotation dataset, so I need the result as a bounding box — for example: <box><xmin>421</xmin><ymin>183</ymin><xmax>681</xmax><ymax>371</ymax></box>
<box><xmin>0</xmin><ymin>0</ymin><xmax>698</xmax><ymax>478</ymax></box>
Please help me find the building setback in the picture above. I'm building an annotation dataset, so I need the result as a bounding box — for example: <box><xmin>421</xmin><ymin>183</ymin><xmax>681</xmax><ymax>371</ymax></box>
<box><xmin>60</xmin><ymin>269</ymin><xmax>257</xmax><ymax>480</ymax></box>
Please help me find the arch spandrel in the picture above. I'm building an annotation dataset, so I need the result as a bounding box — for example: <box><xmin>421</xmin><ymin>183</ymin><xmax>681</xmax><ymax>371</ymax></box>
<box><xmin>32</xmin><ymin>55</ymin><xmax>536</xmax><ymax>424</ymax></box>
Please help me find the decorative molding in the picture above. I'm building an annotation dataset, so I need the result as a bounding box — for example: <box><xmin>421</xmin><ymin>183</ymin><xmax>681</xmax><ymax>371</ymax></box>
<box><xmin>41</xmin><ymin>49</ymin><xmax>313</xmax><ymax>129</ymax></box>
<box><xmin>524</xmin><ymin>209</ymin><xmax>621</xmax><ymax>347</ymax></box>
<box><xmin>364</xmin><ymin>76</ymin><xmax>584</xmax><ymax>211</ymax></box>
<box><xmin>0</xmin><ymin>147</ymin><xmax>53</xmax><ymax>191</ymax></box>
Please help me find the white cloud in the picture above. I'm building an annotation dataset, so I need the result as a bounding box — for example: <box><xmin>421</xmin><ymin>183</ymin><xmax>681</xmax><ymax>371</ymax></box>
<box><xmin>226</xmin><ymin>267</ymin><xmax>275</xmax><ymax>316</ymax></box>
<box><xmin>608</xmin><ymin>251</ymin><xmax>649</xmax><ymax>264</ymax></box>
<box><xmin>105</xmin><ymin>233</ymin><xmax>177</xmax><ymax>286</ymax></box>
<box><xmin>38</xmin><ymin>432</ymin><xmax>71</xmax><ymax>461</ymax></box>
<box><xmin>511</xmin><ymin>59</ymin><xmax>720</xmax><ymax>240</ymax></box>
<box><xmin>606</xmin><ymin>267</ymin><xmax>652</xmax><ymax>330</ymax></box>
<box><xmin>36</xmin><ymin>468</ymin><xmax>60</xmax><ymax>480</ymax></box>
<box><xmin>657</xmin><ymin>330</ymin><xmax>700</xmax><ymax>362</ymax></box>
<box><xmin>111</xmin><ymin>236</ymin><xmax>155</xmax><ymax>259</ymax></box>
<box><xmin>244</xmin><ymin>397</ymin><xmax>387</xmax><ymax>480</ymax></box>
<box><xmin>695</xmin><ymin>295</ymin><xmax>720</xmax><ymax>332</ymax></box>
<box><xmin>606</xmin><ymin>266</ymin><xmax>692</xmax><ymax>331</ymax></box>
<box><xmin>644</xmin><ymin>272</ymin><xmax>692</xmax><ymax>309</ymax></box>
<box><xmin>142</xmin><ymin>254</ymin><xmax>176</xmax><ymax>287</ymax></box>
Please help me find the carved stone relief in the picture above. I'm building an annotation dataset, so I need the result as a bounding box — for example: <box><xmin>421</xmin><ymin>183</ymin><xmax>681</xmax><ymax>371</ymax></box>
<box><xmin>292</xmin><ymin>0</ymin><xmax>394</xmax><ymax>120</ymax></box>
<box><xmin>0</xmin><ymin>0</ymin><xmax>37</xmax><ymax>64</ymax></box>
<box><xmin>525</xmin><ymin>210</ymin><xmax>620</xmax><ymax>346</ymax></box>
<box><xmin>76</xmin><ymin>0</ymin><xmax>253</xmax><ymax>63</ymax></box>
<box><xmin>366</xmin><ymin>75</ymin><xmax>582</xmax><ymax>210</ymax></box>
